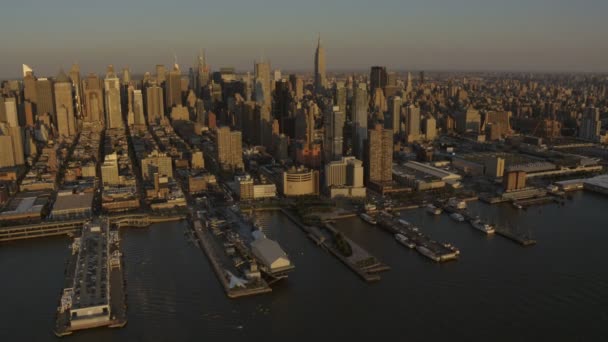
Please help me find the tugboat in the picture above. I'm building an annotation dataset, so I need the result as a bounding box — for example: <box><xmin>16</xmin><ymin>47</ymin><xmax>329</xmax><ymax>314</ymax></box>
<box><xmin>471</xmin><ymin>219</ymin><xmax>496</xmax><ymax>234</ymax></box>
<box><xmin>448</xmin><ymin>198</ymin><xmax>467</xmax><ymax>210</ymax></box>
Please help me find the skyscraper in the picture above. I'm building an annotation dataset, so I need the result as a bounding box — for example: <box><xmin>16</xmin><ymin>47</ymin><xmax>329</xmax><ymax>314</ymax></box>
<box><xmin>424</xmin><ymin>116</ymin><xmax>437</xmax><ymax>141</ymax></box>
<box><xmin>23</xmin><ymin>70</ymin><xmax>37</xmax><ymax>106</ymax></box>
<box><xmin>580</xmin><ymin>107</ymin><xmax>602</xmax><ymax>142</ymax></box>
<box><xmin>334</xmin><ymin>81</ymin><xmax>347</xmax><ymax>113</ymax></box>
<box><xmin>146</xmin><ymin>82</ymin><xmax>164</xmax><ymax>124</ymax></box>
<box><xmin>133</xmin><ymin>89</ymin><xmax>145</xmax><ymax>126</ymax></box>
<box><xmin>156</xmin><ymin>64</ymin><xmax>166</xmax><ymax>84</ymax></box>
<box><xmin>314</xmin><ymin>34</ymin><xmax>327</xmax><ymax>93</ymax></box>
<box><xmin>254</xmin><ymin>60</ymin><xmax>271</xmax><ymax>108</ymax></box>
<box><xmin>0</xmin><ymin>134</ymin><xmax>15</xmax><ymax>168</ymax></box>
<box><xmin>365</xmin><ymin>124</ymin><xmax>393</xmax><ymax>184</ymax></box>
<box><xmin>36</xmin><ymin>78</ymin><xmax>55</xmax><ymax>116</ymax></box>
<box><xmin>166</xmin><ymin>63</ymin><xmax>182</xmax><ymax>111</ymax></box>
<box><xmin>216</xmin><ymin>126</ymin><xmax>244</xmax><ymax>171</ymax></box>
<box><xmin>10</xmin><ymin>126</ymin><xmax>25</xmax><ymax>165</ymax></box>
<box><xmin>104</xmin><ymin>65</ymin><xmax>122</xmax><ymax>128</ymax></box>
<box><xmin>352</xmin><ymin>83</ymin><xmax>369</xmax><ymax>159</ymax></box>
<box><xmin>323</xmin><ymin>106</ymin><xmax>345</xmax><ymax>162</ymax></box>
<box><xmin>4</xmin><ymin>98</ymin><xmax>19</xmax><ymax>128</ymax></box>
<box><xmin>386</xmin><ymin>96</ymin><xmax>402</xmax><ymax>133</ymax></box>
<box><xmin>456</xmin><ymin>108</ymin><xmax>481</xmax><ymax>134</ymax></box>
<box><xmin>197</xmin><ymin>49</ymin><xmax>210</xmax><ymax>93</ymax></box>
<box><xmin>83</xmin><ymin>73</ymin><xmax>103</xmax><ymax>123</ymax></box>
<box><xmin>69</xmin><ymin>64</ymin><xmax>83</xmax><ymax>118</ymax></box>
<box><xmin>406</xmin><ymin>105</ymin><xmax>421</xmax><ymax>143</ymax></box>
<box><xmin>370</xmin><ymin>66</ymin><xmax>388</xmax><ymax>94</ymax></box>
<box><xmin>54</xmin><ymin>70</ymin><xmax>76</xmax><ymax>136</ymax></box>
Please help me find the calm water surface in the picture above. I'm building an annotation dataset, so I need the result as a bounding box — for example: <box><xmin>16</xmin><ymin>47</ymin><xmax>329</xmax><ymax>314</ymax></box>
<box><xmin>1</xmin><ymin>192</ymin><xmax>607</xmax><ymax>341</ymax></box>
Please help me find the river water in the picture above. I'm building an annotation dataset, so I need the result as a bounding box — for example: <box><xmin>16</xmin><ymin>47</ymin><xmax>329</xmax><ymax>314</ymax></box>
<box><xmin>1</xmin><ymin>192</ymin><xmax>607</xmax><ymax>341</ymax></box>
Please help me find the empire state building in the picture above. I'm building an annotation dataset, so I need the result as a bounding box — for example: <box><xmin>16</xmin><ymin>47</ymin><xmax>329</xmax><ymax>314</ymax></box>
<box><xmin>314</xmin><ymin>34</ymin><xmax>327</xmax><ymax>93</ymax></box>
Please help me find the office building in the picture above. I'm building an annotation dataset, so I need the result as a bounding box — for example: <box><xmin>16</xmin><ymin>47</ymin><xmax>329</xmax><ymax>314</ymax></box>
<box><xmin>406</xmin><ymin>105</ymin><xmax>421</xmax><ymax>143</ymax></box>
<box><xmin>166</xmin><ymin>63</ymin><xmax>182</xmax><ymax>110</ymax></box>
<box><xmin>101</xmin><ymin>153</ymin><xmax>120</xmax><ymax>186</ymax></box>
<box><xmin>281</xmin><ymin>167</ymin><xmax>319</xmax><ymax>196</ymax></box>
<box><xmin>146</xmin><ymin>82</ymin><xmax>164</xmax><ymax>124</ymax></box>
<box><xmin>352</xmin><ymin>83</ymin><xmax>368</xmax><ymax>159</ymax></box>
<box><xmin>133</xmin><ymin>90</ymin><xmax>145</xmax><ymax>126</ymax></box>
<box><xmin>23</xmin><ymin>70</ymin><xmax>37</xmax><ymax>105</ymax></box>
<box><xmin>84</xmin><ymin>73</ymin><xmax>103</xmax><ymax>123</ymax></box>
<box><xmin>386</xmin><ymin>96</ymin><xmax>402</xmax><ymax>133</ymax></box>
<box><xmin>580</xmin><ymin>107</ymin><xmax>602</xmax><ymax>142</ymax></box>
<box><xmin>104</xmin><ymin>66</ymin><xmax>122</xmax><ymax>128</ymax></box>
<box><xmin>141</xmin><ymin>150</ymin><xmax>173</xmax><ymax>180</ymax></box>
<box><xmin>36</xmin><ymin>78</ymin><xmax>55</xmax><ymax>116</ymax></box>
<box><xmin>0</xmin><ymin>135</ymin><xmax>15</xmax><ymax>167</ymax></box>
<box><xmin>457</xmin><ymin>108</ymin><xmax>481</xmax><ymax>134</ymax></box>
<box><xmin>323</xmin><ymin>106</ymin><xmax>345</xmax><ymax>161</ymax></box>
<box><xmin>424</xmin><ymin>116</ymin><xmax>437</xmax><ymax>141</ymax></box>
<box><xmin>370</xmin><ymin>66</ymin><xmax>387</xmax><ymax>94</ymax></box>
<box><xmin>365</xmin><ymin>124</ymin><xmax>393</xmax><ymax>184</ymax></box>
<box><xmin>216</xmin><ymin>126</ymin><xmax>244</xmax><ymax>171</ymax></box>
<box><xmin>69</xmin><ymin>64</ymin><xmax>83</xmax><ymax>118</ymax></box>
<box><xmin>54</xmin><ymin>70</ymin><xmax>76</xmax><ymax>136</ymax></box>
<box><xmin>324</xmin><ymin>156</ymin><xmax>366</xmax><ymax>198</ymax></box>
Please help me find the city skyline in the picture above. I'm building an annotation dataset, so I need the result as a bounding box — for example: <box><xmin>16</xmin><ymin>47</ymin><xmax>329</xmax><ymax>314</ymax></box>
<box><xmin>1</xmin><ymin>0</ymin><xmax>608</xmax><ymax>77</ymax></box>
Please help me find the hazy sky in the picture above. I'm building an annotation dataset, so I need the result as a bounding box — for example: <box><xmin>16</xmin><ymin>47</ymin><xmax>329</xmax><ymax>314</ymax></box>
<box><xmin>1</xmin><ymin>0</ymin><xmax>607</xmax><ymax>77</ymax></box>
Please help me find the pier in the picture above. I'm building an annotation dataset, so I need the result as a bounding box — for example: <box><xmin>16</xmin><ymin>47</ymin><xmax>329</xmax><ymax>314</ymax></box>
<box><xmin>438</xmin><ymin>203</ymin><xmax>536</xmax><ymax>246</ymax></box>
<box><xmin>280</xmin><ymin>208</ymin><xmax>390</xmax><ymax>282</ymax></box>
<box><xmin>0</xmin><ymin>213</ymin><xmax>186</xmax><ymax>242</ymax></box>
<box><xmin>190</xmin><ymin>216</ymin><xmax>273</xmax><ymax>298</ymax></box>
<box><xmin>376</xmin><ymin>212</ymin><xmax>460</xmax><ymax>263</ymax></box>
<box><xmin>54</xmin><ymin>218</ymin><xmax>127</xmax><ymax>336</ymax></box>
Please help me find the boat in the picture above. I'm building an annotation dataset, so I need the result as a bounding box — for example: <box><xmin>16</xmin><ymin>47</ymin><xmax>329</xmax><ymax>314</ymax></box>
<box><xmin>512</xmin><ymin>202</ymin><xmax>523</xmax><ymax>209</ymax></box>
<box><xmin>395</xmin><ymin>234</ymin><xmax>416</xmax><ymax>249</ymax></box>
<box><xmin>398</xmin><ymin>219</ymin><xmax>411</xmax><ymax>227</ymax></box>
<box><xmin>448</xmin><ymin>198</ymin><xmax>467</xmax><ymax>210</ymax></box>
<box><xmin>425</xmin><ymin>204</ymin><xmax>442</xmax><ymax>215</ymax></box>
<box><xmin>359</xmin><ymin>213</ymin><xmax>377</xmax><ymax>225</ymax></box>
<box><xmin>416</xmin><ymin>245</ymin><xmax>440</xmax><ymax>262</ymax></box>
<box><xmin>364</xmin><ymin>203</ymin><xmax>377</xmax><ymax>212</ymax></box>
<box><xmin>471</xmin><ymin>219</ymin><xmax>495</xmax><ymax>234</ymax></box>
<box><xmin>449</xmin><ymin>213</ymin><xmax>465</xmax><ymax>222</ymax></box>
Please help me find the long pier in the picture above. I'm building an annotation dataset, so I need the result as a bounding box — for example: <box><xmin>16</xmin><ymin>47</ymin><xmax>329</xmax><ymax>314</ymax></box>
<box><xmin>280</xmin><ymin>208</ymin><xmax>389</xmax><ymax>282</ymax></box>
<box><xmin>439</xmin><ymin>204</ymin><xmax>536</xmax><ymax>246</ymax></box>
<box><xmin>0</xmin><ymin>214</ymin><xmax>185</xmax><ymax>242</ymax></box>
<box><xmin>376</xmin><ymin>212</ymin><xmax>460</xmax><ymax>263</ymax></box>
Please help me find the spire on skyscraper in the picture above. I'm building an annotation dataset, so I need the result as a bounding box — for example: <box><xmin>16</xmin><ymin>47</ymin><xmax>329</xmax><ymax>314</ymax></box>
<box><xmin>22</xmin><ymin>64</ymin><xmax>33</xmax><ymax>77</ymax></box>
<box><xmin>56</xmin><ymin>69</ymin><xmax>69</xmax><ymax>83</ymax></box>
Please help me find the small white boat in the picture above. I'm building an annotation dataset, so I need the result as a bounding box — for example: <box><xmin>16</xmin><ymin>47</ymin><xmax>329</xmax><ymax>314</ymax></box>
<box><xmin>395</xmin><ymin>233</ymin><xmax>416</xmax><ymax>249</ymax></box>
<box><xmin>360</xmin><ymin>213</ymin><xmax>377</xmax><ymax>225</ymax></box>
<box><xmin>416</xmin><ymin>245</ymin><xmax>440</xmax><ymax>262</ymax></box>
<box><xmin>450</xmin><ymin>213</ymin><xmax>465</xmax><ymax>222</ymax></box>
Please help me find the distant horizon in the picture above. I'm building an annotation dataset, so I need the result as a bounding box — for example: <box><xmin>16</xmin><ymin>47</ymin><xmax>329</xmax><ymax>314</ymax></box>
<box><xmin>2</xmin><ymin>62</ymin><xmax>608</xmax><ymax>81</ymax></box>
<box><xmin>1</xmin><ymin>0</ymin><xmax>607</xmax><ymax>79</ymax></box>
